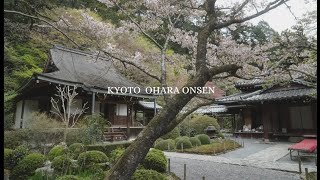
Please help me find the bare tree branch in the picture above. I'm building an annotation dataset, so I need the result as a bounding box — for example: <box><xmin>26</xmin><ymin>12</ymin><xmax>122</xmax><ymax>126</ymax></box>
<box><xmin>4</xmin><ymin>10</ymin><xmax>80</xmax><ymax>48</ymax></box>
<box><xmin>212</xmin><ymin>0</ymin><xmax>288</xmax><ymax>30</ymax></box>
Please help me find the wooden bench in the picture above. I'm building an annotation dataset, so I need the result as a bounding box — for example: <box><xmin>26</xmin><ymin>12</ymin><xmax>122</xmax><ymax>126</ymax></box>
<box><xmin>288</xmin><ymin>139</ymin><xmax>317</xmax><ymax>165</ymax></box>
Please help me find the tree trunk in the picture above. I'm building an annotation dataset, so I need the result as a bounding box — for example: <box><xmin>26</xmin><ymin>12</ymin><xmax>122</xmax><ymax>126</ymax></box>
<box><xmin>106</xmin><ymin>68</ymin><xmax>212</xmax><ymax>179</ymax></box>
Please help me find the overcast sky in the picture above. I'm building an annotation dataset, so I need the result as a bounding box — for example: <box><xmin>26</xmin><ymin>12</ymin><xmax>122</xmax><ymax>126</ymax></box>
<box><xmin>249</xmin><ymin>0</ymin><xmax>317</xmax><ymax>33</ymax></box>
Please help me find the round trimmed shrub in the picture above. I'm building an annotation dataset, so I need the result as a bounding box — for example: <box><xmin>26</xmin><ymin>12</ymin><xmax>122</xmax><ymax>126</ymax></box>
<box><xmin>52</xmin><ymin>155</ymin><xmax>73</xmax><ymax>174</ymax></box>
<box><xmin>4</xmin><ymin>148</ymin><xmax>13</xmax><ymax>169</ymax></box>
<box><xmin>132</xmin><ymin>169</ymin><xmax>167</xmax><ymax>180</ymax></box>
<box><xmin>176</xmin><ymin>138</ymin><xmax>193</xmax><ymax>150</ymax></box>
<box><xmin>109</xmin><ymin>147</ymin><xmax>125</xmax><ymax>164</ymax></box>
<box><xmin>11</xmin><ymin>153</ymin><xmax>46</xmax><ymax>180</ymax></box>
<box><xmin>154</xmin><ymin>139</ymin><xmax>175</xmax><ymax>151</ymax></box>
<box><xmin>141</xmin><ymin>149</ymin><xmax>167</xmax><ymax>173</ymax></box>
<box><xmin>69</xmin><ymin>143</ymin><xmax>85</xmax><ymax>159</ymax></box>
<box><xmin>56</xmin><ymin>175</ymin><xmax>80</xmax><ymax>180</ymax></box>
<box><xmin>161</xmin><ymin>127</ymin><xmax>180</xmax><ymax>140</ymax></box>
<box><xmin>196</xmin><ymin>134</ymin><xmax>211</xmax><ymax>145</ymax></box>
<box><xmin>77</xmin><ymin>150</ymin><xmax>108</xmax><ymax>169</ymax></box>
<box><xmin>154</xmin><ymin>138</ymin><xmax>164</xmax><ymax>146</ymax></box>
<box><xmin>48</xmin><ymin>145</ymin><xmax>68</xmax><ymax>161</ymax></box>
<box><xmin>174</xmin><ymin>136</ymin><xmax>189</xmax><ymax>144</ymax></box>
<box><xmin>7</xmin><ymin>145</ymin><xmax>29</xmax><ymax>170</ymax></box>
<box><xmin>189</xmin><ymin>137</ymin><xmax>202</xmax><ymax>147</ymax></box>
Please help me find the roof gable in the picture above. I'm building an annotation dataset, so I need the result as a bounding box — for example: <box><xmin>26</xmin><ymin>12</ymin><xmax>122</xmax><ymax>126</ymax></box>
<box><xmin>39</xmin><ymin>46</ymin><xmax>144</xmax><ymax>91</ymax></box>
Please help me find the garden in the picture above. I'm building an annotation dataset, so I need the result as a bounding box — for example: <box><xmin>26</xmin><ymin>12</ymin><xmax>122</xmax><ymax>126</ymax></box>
<box><xmin>154</xmin><ymin>114</ymin><xmax>241</xmax><ymax>155</ymax></box>
<box><xmin>4</xmin><ymin>111</ymin><xmax>240</xmax><ymax>179</ymax></box>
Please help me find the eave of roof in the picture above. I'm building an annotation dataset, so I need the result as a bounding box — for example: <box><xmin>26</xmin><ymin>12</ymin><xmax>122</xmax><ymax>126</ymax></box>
<box><xmin>138</xmin><ymin>101</ymin><xmax>162</xmax><ymax>109</ymax></box>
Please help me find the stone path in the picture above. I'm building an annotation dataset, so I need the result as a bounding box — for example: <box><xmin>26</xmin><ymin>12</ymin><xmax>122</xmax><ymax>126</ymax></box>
<box><xmin>164</xmin><ymin>138</ymin><xmax>317</xmax><ymax>179</ymax></box>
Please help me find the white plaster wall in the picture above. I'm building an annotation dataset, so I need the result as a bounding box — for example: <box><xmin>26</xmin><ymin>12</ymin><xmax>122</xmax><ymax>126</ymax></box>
<box><xmin>14</xmin><ymin>101</ymin><xmax>23</xmax><ymax>129</ymax></box>
<box><xmin>117</xmin><ymin>104</ymin><xmax>127</xmax><ymax>116</ymax></box>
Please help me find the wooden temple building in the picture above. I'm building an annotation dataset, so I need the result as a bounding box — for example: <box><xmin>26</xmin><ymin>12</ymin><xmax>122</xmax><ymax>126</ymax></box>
<box><xmin>14</xmin><ymin>45</ymin><xmax>161</xmax><ymax>140</ymax></box>
<box><xmin>215</xmin><ymin>78</ymin><xmax>317</xmax><ymax>141</ymax></box>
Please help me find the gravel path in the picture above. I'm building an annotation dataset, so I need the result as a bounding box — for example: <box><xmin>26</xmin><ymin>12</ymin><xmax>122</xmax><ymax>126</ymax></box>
<box><xmin>168</xmin><ymin>155</ymin><xmax>301</xmax><ymax>180</ymax></box>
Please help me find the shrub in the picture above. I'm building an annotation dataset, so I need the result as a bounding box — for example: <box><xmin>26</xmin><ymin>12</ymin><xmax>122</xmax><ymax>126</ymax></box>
<box><xmin>78</xmin><ymin>151</ymin><xmax>109</xmax><ymax>169</ymax></box>
<box><xmin>66</xmin><ymin>128</ymin><xmax>87</xmax><ymax>145</ymax></box>
<box><xmin>85</xmin><ymin>142</ymin><xmax>132</xmax><ymax>155</ymax></box>
<box><xmin>189</xmin><ymin>137</ymin><xmax>202</xmax><ymax>147</ymax></box>
<box><xmin>4</xmin><ymin>129</ymin><xmax>67</xmax><ymax>153</ymax></box>
<box><xmin>180</xmin><ymin>115</ymin><xmax>220</xmax><ymax>135</ymax></box>
<box><xmin>154</xmin><ymin>138</ymin><xmax>164</xmax><ymax>147</ymax></box>
<box><xmin>109</xmin><ymin>147</ymin><xmax>125</xmax><ymax>164</ymax></box>
<box><xmin>25</xmin><ymin>112</ymin><xmax>64</xmax><ymax>129</ymax></box>
<box><xmin>69</xmin><ymin>143</ymin><xmax>86</xmax><ymax>159</ymax></box>
<box><xmin>217</xmin><ymin>132</ymin><xmax>225</xmax><ymax>139</ymax></box>
<box><xmin>132</xmin><ymin>169</ymin><xmax>167</xmax><ymax>180</ymax></box>
<box><xmin>6</xmin><ymin>145</ymin><xmax>29</xmax><ymax>170</ymax></box>
<box><xmin>82</xmin><ymin>114</ymin><xmax>106</xmax><ymax>145</ymax></box>
<box><xmin>154</xmin><ymin>139</ymin><xmax>175</xmax><ymax>151</ymax></box>
<box><xmin>141</xmin><ymin>149</ymin><xmax>167</xmax><ymax>173</ymax></box>
<box><xmin>10</xmin><ymin>153</ymin><xmax>46</xmax><ymax>180</ymax></box>
<box><xmin>4</xmin><ymin>130</ymin><xmax>30</xmax><ymax>149</ymax></box>
<box><xmin>56</xmin><ymin>175</ymin><xmax>80</xmax><ymax>180</ymax></box>
<box><xmin>161</xmin><ymin>127</ymin><xmax>180</xmax><ymax>140</ymax></box>
<box><xmin>176</xmin><ymin>138</ymin><xmax>193</xmax><ymax>150</ymax></box>
<box><xmin>196</xmin><ymin>134</ymin><xmax>211</xmax><ymax>145</ymax></box>
<box><xmin>4</xmin><ymin>148</ymin><xmax>13</xmax><ymax>169</ymax></box>
<box><xmin>174</xmin><ymin>136</ymin><xmax>189</xmax><ymax>144</ymax></box>
<box><xmin>51</xmin><ymin>155</ymin><xmax>73</xmax><ymax>175</ymax></box>
<box><xmin>48</xmin><ymin>145</ymin><xmax>69</xmax><ymax>161</ymax></box>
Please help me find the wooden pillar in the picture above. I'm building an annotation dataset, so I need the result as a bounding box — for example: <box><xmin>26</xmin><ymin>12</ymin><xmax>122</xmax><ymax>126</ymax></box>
<box><xmin>262</xmin><ymin>105</ymin><xmax>271</xmax><ymax>141</ymax></box>
<box><xmin>20</xmin><ymin>100</ymin><xmax>26</xmax><ymax>129</ymax></box>
<box><xmin>126</xmin><ymin>104</ymin><xmax>130</xmax><ymax>139</ymax></box>
<box><xmin>91</xmin><ymin>92</ymin><xmax>95</xmax><ymax>114</ymax></box>
<box><xmin>154</xmin><ymin>98</ymin><xmax>157</xmax><ymax>116</ymax></box>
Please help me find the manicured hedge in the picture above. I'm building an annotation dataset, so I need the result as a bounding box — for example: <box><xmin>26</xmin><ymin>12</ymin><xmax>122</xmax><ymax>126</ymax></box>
<box><xmin>10</xmin><ymin>153</ymin><xmax>46</xmax><ymax>180</ymax></box>
<box><xmin>56</xmin><ymin>175</ymin><xmax>80</xmax><ymax>180</ymax></box>
<box><xmin>77</xmin><ymin>151</ymin><xmax>109</xmax><ymax>169</ymax></box>
<box><xmin>48</xmin><ymin>145</ymin><xmax>69</xmax><ymax>161</ymax></box>
<box><xmin>189</xmin><ymin>137</ymin><xmax>202</xmax><ymax>147</ymax></box>
<box><xmin>5</xmin><ymin>145</ymin><xmax>29</xmax><ymax>170</ymax></box>
<box><xmin>196</xmin><ymin>134</ymin><xmax>211</xmax><ymax>145</ymax></box>
<box><xmin>85</xmin><ymin>142</ymin><xmax>132</xmax><ymax>155</ymax></box>
<box><xmin>4</xmin><ymin>129</ymin><xmax>85</xmax><ymax>151</ymax></box>
<box><xmin>176</xmin><ymin>138</ymin><xmax>193</xmax><ymax>150</ymax></box>
<box><xmin>154</xmin><ymin>139</ymin><xmax>175</xmax><ymax>151</ymax></box>
<box><xmin>69</xmin><ymin>143</ymin><xmax>86</xmax><ymax>159</ymax></box>
<box><xmin>141</xmin><ymin>149</ymin><xmax>167</xmax><ymax>173</ymax></box>
<box><xmin>132</xmin><ymin>169</ymin><xmax>167</xmax><ymax>180</ymax></box>
<box><xmin>52</xmin><ymin>155</ymin><xmax>73</xmax><ymax>174</ymax></box>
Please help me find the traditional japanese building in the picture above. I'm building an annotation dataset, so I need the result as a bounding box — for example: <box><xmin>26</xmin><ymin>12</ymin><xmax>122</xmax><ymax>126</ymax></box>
<box><xmin>215</xmin><ymin>78</ymin><xmax>317</xmax><ymax>141</ymax></box>
<box><xmin>14</xmin><ymin>45</ymin><xmax>161</xmax><ymax>140</ymax></box>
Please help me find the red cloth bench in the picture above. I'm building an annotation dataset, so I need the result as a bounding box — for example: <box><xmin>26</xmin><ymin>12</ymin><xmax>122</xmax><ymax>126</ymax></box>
<box><xmin>288</xmin><ymin>139</ymin><xmax>317</xmax><ymax>160</ymax></box>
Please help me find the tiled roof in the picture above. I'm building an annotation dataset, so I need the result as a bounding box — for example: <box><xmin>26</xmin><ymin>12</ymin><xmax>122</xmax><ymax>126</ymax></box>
<box><xmin>215</xmin><ymin>90</ymin><xmax>263</xmax><ymax>103</ymax></box>
<box><xmin>216</xmin><ymin>85</ymin><xmax>316</xmax><ymax>104</ymax></box>
<box><xmin>244</xmin><ymin>87</ymin><xmax>316</xmax><ymax>102</ymax></box>
<box><xmin>195</xmin><ymin>105</ymin><xmax>228</xmax><ymax>114</ymax></box>
<box><xmin>138</xmin><ymin>101</ymin><xmax>162</xmax><ymax>109</ymax></box>
<box><xmin>235</xmin><ymin>78</ymin><xmax>265</xmax><ymax>88</ymax></box>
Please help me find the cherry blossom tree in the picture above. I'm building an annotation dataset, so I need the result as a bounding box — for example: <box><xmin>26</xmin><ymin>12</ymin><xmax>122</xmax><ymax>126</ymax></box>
<box><xmin>4</xmin><ymin>0</ymin><xmax>317</xmax><ymax>178</ymax></box>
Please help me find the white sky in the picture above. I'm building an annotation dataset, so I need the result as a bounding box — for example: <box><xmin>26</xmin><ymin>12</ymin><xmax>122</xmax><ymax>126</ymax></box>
<box><xmin>249</xmin><ymin>0</ymin><xmax>317</xmax><ymax>32</ymax></box>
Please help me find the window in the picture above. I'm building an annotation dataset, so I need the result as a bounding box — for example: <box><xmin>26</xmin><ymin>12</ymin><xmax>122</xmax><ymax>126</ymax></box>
<box><xmin>116</xmin><ymin>104</ymin><xmax>127</xmax><ymax>116</ymax></box>
<box><xmin>289</xmin><ymin>106</ymin><xmax>313</xmax><ymax>129</ymax></box>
